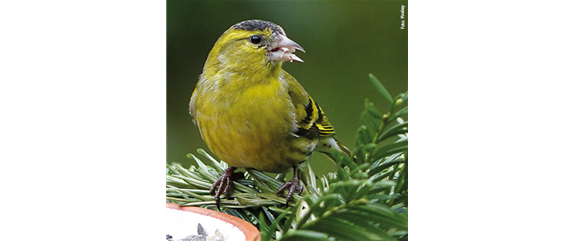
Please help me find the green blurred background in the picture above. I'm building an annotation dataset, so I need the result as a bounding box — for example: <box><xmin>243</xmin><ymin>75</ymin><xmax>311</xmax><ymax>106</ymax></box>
<box><xmin>167</xmin><ymin>1</ymin><xmax>407</xmax><ymax>176</ymax></box>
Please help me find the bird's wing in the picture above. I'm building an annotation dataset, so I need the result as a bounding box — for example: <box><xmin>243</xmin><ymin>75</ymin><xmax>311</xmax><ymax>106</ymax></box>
<box><xmin>281</xmin><ymin>70</ymin><xmax>352</xmax><ymax>158</ymax></box>
<box><xmin>281</xmin><ymin>70</ymin><xmax>335</xmax><ymax>138</ymax></box>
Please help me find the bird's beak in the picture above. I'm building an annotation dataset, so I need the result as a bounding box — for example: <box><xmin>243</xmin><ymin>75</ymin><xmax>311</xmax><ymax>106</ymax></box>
<box><xmin>268</xmin><ymin>35</ymin><xmax>305</xmax><ymax>63</ymax></box>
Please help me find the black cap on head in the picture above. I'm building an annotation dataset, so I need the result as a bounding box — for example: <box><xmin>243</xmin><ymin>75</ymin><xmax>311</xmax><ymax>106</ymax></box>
<box><xmin>231</xmin><ymin>20</ymin><xmax>285</xmax><ymax>36</ymax></box>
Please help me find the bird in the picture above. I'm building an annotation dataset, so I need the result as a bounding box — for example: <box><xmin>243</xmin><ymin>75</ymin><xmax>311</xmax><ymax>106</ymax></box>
<box><xmin>189</xmin><ymin>20</ymin><xmax>350</xmax><ymax>208</ymax></box>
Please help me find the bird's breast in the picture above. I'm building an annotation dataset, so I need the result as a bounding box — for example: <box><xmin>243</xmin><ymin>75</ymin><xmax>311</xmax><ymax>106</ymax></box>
<box><xmin>193</xmin><ymin>79</ymin><xmax>299</xmax><ymax>172</ymax></box>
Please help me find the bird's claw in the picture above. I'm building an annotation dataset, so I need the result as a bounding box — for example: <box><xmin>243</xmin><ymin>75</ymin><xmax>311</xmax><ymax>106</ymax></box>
<box><xmin>210</xmin><ymin>167</ymin><xmax>238</xmax><ymax>210</ymax></box>
<box><xmin>277</xmin><ymin>178</ymin><xmax>304</xmax><ymax>205</ymax></box>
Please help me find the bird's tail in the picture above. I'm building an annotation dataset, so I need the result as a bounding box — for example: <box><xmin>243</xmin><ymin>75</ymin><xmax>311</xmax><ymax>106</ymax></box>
<box><xmin>318</xmin><ymin>137</ymin><xmax>352</xmax><ymax>162</ymax></box>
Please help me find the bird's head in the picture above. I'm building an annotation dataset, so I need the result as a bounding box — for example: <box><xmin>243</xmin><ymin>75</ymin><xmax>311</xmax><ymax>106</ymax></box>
<box><xmin>204</xmin><ymin>20</ymin><xmax>305</xmax><ymax>74</ymax></box>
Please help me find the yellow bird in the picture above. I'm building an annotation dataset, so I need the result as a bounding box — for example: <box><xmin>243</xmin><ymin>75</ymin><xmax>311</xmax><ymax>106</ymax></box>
<box><xmin>189</xmin><ymin>20</ymin><xmax>350</xmax><ymax>206</ymax></box>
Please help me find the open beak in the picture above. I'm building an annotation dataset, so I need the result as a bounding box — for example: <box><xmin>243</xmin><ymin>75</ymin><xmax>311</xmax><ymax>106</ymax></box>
<box><xmin>268</xmin><ymin>35</ymin><xmax>305</xmax><ymax>63</ymax></box>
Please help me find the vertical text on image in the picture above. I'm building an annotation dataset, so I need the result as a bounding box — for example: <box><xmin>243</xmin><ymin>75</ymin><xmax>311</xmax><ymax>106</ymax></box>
<box><xmin>400</xmin><ymin>5</ymin><xmax>406</xmax><ymax>29</ymax></box>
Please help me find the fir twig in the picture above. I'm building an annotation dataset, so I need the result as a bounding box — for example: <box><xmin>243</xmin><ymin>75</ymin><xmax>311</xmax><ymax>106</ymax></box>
<box><xmin>167</xmin><ymin>74</ymin><xmax>408</xmax><ymax>240</ymax></box>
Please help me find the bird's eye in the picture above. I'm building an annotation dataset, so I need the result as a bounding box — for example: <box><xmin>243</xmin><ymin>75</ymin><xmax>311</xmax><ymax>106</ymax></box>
<box><xmin>249</xmin><ymin>35</ymin><xmax>262</xmax><ymax>44</ymax></box>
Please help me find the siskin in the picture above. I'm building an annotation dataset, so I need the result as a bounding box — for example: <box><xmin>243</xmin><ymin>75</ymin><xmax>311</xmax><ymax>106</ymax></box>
<box><xmin>189</xmin><ymin>20</ymin><xmax>350</xmax><ymax>207</ymax></box>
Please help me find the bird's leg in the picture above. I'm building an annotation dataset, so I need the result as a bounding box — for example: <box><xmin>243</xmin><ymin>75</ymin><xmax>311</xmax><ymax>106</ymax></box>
<box><xmin>210</xmin><ymin>166</ymin><xmax>238</xmax><ymax>209</ymax></box>
<box><xmin>277</xmin><ymin>166</ymin><xmax>304</xmax><ymax>204</ymax></box>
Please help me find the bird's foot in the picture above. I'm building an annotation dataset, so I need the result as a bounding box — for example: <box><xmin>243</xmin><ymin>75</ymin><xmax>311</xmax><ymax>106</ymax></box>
<box><xmin>277</xmin><ymin>167</ymin><xmax>304</xmax><ymax>204</ymax></box>
<box><xmin>210</xmin><ymin>167</ymin><xmax>238</xmax><ymax>209</ymax></box>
